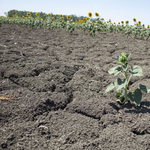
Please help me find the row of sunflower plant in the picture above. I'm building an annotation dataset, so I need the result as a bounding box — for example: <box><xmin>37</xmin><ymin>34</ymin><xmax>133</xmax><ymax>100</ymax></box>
<box><xmin>0</xmin><ymin>12</ymin><xmax>150</xmax><ymax>40</ymax></box>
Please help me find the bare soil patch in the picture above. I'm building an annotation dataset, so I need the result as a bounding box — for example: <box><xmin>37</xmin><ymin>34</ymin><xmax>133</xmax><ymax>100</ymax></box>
<box><xmin>0</xmin><ymin>24</ymin><xmax>150</xmax><ymax>150</ymax></box>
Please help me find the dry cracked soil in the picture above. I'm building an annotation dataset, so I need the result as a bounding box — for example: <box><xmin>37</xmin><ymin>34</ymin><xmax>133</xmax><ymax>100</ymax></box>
<box><xmin>0</xmin><ymin>24</ymin><xmax>150</xmax><ymax>150</ymax></box>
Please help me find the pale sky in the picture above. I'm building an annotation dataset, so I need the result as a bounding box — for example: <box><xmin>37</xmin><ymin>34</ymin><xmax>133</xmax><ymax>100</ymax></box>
<box><xmin>0</xmin><ymin>0</ymin><xmax>149</xmax><ymax>27</ymax></box>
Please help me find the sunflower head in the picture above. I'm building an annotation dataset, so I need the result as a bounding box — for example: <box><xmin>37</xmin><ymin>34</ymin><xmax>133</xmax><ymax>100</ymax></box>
<box><xmin>86</xmin><ymin>18</ymin><xmax>88</xmax><ymax>20</ymax></box>
<box><xmin>147</xmin><ymin>25</ymin><xmax>150</xmax><ymax>28</ymax></box>
<box><xmin>88</xmin><ymin>12</ymin><xmax>92</xmax><ymax>17</ymax></box>
<box><xmin>75</xmin><ymin>20</ymin><xmax>78</xmax><ymax>24</ymax></box>
<box><xmin>59</xmin><ymin>14</ymin><xmax>62</xmax><ymax>17</ymax></box>
<box><xmin>121</xmin><ymin>21</ymin><xmax>124</xmax><ymax>24</ymax></box>
<box><xmin>118</xmin><ymin>22</ymin><xmax>120</xmax><ymax>24</ymax></box>
<box><xmin>133</xmin><ymin>18</ymin><xmax>136</xmax><ymax>22</ymax></box>
<box><xmin>95</xmin><ymin>12</ymin><xmax>99</xmax><ymax>17</ymax></box>
<box><xmin>138</xmin><ymin>21</ymin><xmax>141</xmax><ymax>25</ymax></box>
<box><xmin>27</xmin><ymin>12</ymin><xmax>30</xmax><ymax>17</ymax></box>
<box><xmin>36</xmin><ymin>13</ymin><xmax>39</xmax><ymax>17</ymax></box>
<box><xmin>48</xmin><ymin>13</ymin><xmax>50</xmax><ymax>16</ymax></box>
<box><xmin>101</xmin><ymin>18</ymin><xmax>104</xmax><ymax>20</ymax></box>
<box><xmin>67</xmin><ymin>16</ymin><xmax>70</xmax><ymax>19</ymax></box>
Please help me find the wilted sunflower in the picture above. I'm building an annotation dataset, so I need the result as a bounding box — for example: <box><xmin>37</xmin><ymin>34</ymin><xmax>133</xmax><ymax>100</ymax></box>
<box><xmin>95</xmin><ymin>12</ymin><xmax>99</xmax><ymax>17</ymax></box>
<box><xmin>36</xmin><ymin>13</ymin><xmax>39</xmax><ymax>17</ymax></box>
<box><xmin>133</xmin><ymin>18</ymin><xmax>136</xmax><ymax>22</ymax></box>
<box><xmin>88</xmin><ymin>12</ymin><xmax>92</xmax><ymax>17</ymax></box>
<box><xmin>125</xmin><ymin>21</ymin><xmax>129</xmax><ymax>25</ymax></box>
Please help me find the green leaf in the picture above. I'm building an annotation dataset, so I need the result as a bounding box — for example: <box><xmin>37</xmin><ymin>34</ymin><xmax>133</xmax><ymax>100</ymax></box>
<box><xmin>115</xmin><ymin>78</ymin><xmax>127</xmax><ymax>91</ymax></box>
<box><xmin>113</xmin><ymin>59</ymin><xmax>120</xmax><ymax>63</ymax></box>
<box><xmin>124</xmin><ymin>53</ymin><xmax>131</xmax><ymax>59</ymax></box>
<box><xmin>122</xmin><ymin>63</ymin><xmax>128</xmax><ymax>71</ymax></box>
<box><xmin>116</xmin><ymin>99</ymin><xmax>121</xmax><ymax>102</ymax></box>
<box><xmin>113</xmin><ymin>60</ymin><xmax>124</xmax><ymax>65</ymax></box>
<box><xmin>139</xmin><ymin>84</ymin><xmax>150</xmax><ymax>93</ymax></box>
<box><xmin>108</xmin><ymin>66</ymin><xmax>123</xmax><ymax>76</ymax></box>
<box><xmin>115</xmin><ymin>92</ymin><xmax>122</xmax><ymax>97</ymax></box>
<box><xmin>127</xmin><ymin>89</ymin><xmax>142</xmax><ymax>106</ymax></box>
<box><xmin>104</xmin><ymin>79</ymin><xmax>117</xmax><ymax>94</ymax></box>
<box><xmin>116</xmin><ymin>98</ymin><xmax>125</xmax><ymax>104</ymax></box>
<box><xmin>129</xmin><ymin>65</ymin><xmax>143</xmax><ymax>76</ymax></box>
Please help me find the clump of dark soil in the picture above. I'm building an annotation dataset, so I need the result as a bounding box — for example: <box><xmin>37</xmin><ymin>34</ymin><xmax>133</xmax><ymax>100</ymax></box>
<box><xmin>0</xmin><ymin>24</ymin><xmax>150</xmax><ymax>150</ymax></box>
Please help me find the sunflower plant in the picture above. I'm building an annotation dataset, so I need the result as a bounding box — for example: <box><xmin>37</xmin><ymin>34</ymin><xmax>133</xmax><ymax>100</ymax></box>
<box><xmin>104</xmin><ymin>52</ymin><xmax>150</xmax><ymax>106</ymax></box>
<box><xmin>145</xmin><ymin>28</ymin><xmax>150</xmax><ymax>41</ymax></box>
<box><xmin>86</xmin><ymin>12</ymin><xmax>98</xmax><ymax>36</ymax></box>
<box><xmin>66</xmin><ymin>18</ymin><xmax>75</xmax><ymax>34</ymax></box>
<box><xmin>124</xmin><ymin>25</ymin><xmax>134</xmax><ymax>38</ymax></box>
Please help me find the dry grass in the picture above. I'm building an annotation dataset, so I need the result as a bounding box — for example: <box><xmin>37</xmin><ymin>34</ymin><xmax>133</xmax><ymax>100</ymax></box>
<box><xmin>0</xmin><ymin>94</ymin><xmax>18</xmax><ymax>101</ymax></box>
